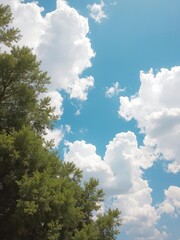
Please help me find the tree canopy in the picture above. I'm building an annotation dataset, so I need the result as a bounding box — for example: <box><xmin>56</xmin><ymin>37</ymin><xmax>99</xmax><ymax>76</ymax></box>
<box><xmin>0</xmin><ymin>4</ymin><xmax>122</xmax><ymax>240</ymax></box>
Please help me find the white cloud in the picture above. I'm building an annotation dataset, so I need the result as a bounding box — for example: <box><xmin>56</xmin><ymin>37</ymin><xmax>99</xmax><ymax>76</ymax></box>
<box><xmin>75</xmin><ymin>109</ymin><xmax>81</xmax><ymax>116</ymax></box>
<box><xmin>42</xmin><ymin>91</ymin><xmax>63</xmax><ymax>118</ymax></box>
<box><xmin>44</xmin><ymin>128</ymin><xmax>64</xmax><ymax>148</ymax></box>
<box><xmin>105</xmin><ymin>82</ymin><xmax>126</xmax><ymax>98</ymax></box>
<box><xmin>37</xmin><ymin>0</ymin><xmax>95</xmax><ymax>100</ymax></box>
<box><xmin>44</xmin><ymin>124</ymin><xmax>71</xmax><ymax>148</ymax></box>
<box><xmin>64</xmin><ymin>140</ymin><xmax>115</xmax><ymax>191</ymax></box>
<box><xmin>70</xmin><ymin>102</ymin><xmax>83</xmax><ymax>116</ymax></box>
<box><xmin>104</xmin><ymin>133</ymin><xmax>166</xmax><ymax>239</ymax></box>
<box><xmin>119</xmin><ymin>67</ymin><xmax>180</xmax><ymax>173</ymax></box>
<box><xmin>64</xmin><ymin>132</ymin><xmax>165</xmax><ymax>239</ymax></box>
<box><xmin>112</xmin><ymin>194</ymin><xmax>167</xmax><ymax>240</ymax></box>
<box><xmin>0</xmin><ymin>0</ymin><xmax>45</xmax><ymax>49</ymax></box>
<box><xmin>65</xmin><ymin>124</ymin><xmax>71</xmax><ymax>133</ymax></box>
<box><xmin>158</xmin><ymin>186</ymin><xmax>180</xmax><ymax>217</ymax></box>
<box><xmin>88</xmin><ymin>1</ymin><xmax>107</xmax><ymax>23</ymax></box>
<box><xmin>64</xmin><ymin>132</ymin><xmax>144</xmax><ymax>195</ymax></box>
<box><xmin>1</xmin><ymin>0</ymin><xmax>95</xmax><ymax>117</ymax></box>
<box><xmin>69</xmin><ymin>77</ymin><xmax>94</xmax><ymax>100</ymax></box>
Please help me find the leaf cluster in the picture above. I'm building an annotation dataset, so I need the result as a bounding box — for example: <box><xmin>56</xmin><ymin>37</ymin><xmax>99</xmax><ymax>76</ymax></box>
<box><xmin>0</xmin><ymin>46</ymin><xmax>57</xmax><ymax>133</ymax></box>
<box><xmin>0</xmin><ymin>4</ymin><xmax>20</xmax><ymax>47</ymax></box>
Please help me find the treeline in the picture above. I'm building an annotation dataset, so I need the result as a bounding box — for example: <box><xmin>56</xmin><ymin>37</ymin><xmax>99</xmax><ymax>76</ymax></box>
<box><xmin>0</xmin><ymin>4</ymin><xmax>121</xmax><ymax>240</ymax></box>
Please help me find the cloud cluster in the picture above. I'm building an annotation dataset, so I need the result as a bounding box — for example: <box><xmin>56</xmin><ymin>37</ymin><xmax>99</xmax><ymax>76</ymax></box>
<box><xmin>88</xmin><ymin>1</ymin><xmax>107</xmax><ymax>23</ymax></box>
<box><xmin>37</xmin><ymin>0</ymin><xmax>95</xmax><ymax>100</ymax></box>
<box><xmin>105</xmin><ymin>82</ymin><xmax>125</xmax><ymax>98</ymax></box>
<box><xmin>119</xmin><ymin>67</ymin><xmax>180</xmax><ymax>173</ymax></box>
<box><xmin>158</xmin><ymin>186</ymin><xmax>180</xmax><ymax>217</ymax></box>
<box><xmin>2</xmin><ymin>0</ymin><xmax>95</xmax><ymax>118</ymax></box>
<box><xmin>64</xmin><ymin>131</ymin><xmax>166</xmax><ymax>239</ymax></box>
<box><xmin>112</xmin><ymin>193</ymin><xmax>167</xmax><ymax>240</ymax></box>
<box><xmin>64</xmin><ymin>132</ymin><xmax>141</xmax><ymax>195</ymax></box>
<box><xmin>64</xmin><ymin>140</ymin><xmax>115</xmax><ymax>191</ymax></box>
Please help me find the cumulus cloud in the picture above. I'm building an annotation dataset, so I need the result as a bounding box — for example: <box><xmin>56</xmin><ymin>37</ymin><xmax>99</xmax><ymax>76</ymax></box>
<box><xmin>88</xmin><ymin>1</ymin><xmax>107</xmax><ymax>23</ymax></box>
<box><xmin>119</xmin><ymin>67</ymin><xmax>180</xmax><ymax>173</ymax></box>
<box><xmin>42</xmin><ymin>91</ymin><xmax>63</xmax><ymax>118</ymax></box>
<box><xmin>0</xmin><ymin>0</ymin><xmax>45</xmax><ymax>49</ymax></box>
<box><xmin>105</xmin><ymin>82</ymin><xmax>126</xmax><ymax>98</ymax></box>
<box><xmin>44</xmin><ymin>124</ymin><xmax>71</xmax><ymax>148</ymax></box>
<box><xmin>44</xmin><ymin>128</ymin><xmax>64</xmax><ymax>148</ymax></box>
<box><xmin>64</xmin><ymin>132</ymin><xmax>143</xmax><ymax>195</ymax></box>
<box><xmin>2</xmin><ymin>0</ymin><xmax>95</xmax><ymax>117</ymax></box>
<box><xmin>112</xmin><ymin>193</ymin><xmax>167</xmax><ymax>240</ymax></box>
<box><xmin>158</xmin><ymin>186</ymin><xmax>180</xmax><ymax>217</ymax></box>
<box><xmin>37</xmin><ymin>0</ymin><xmax>95</xmax><ymax>100</ymax></box>
<box><xmin>64</xmin><ymin>140</ymin><xmax>115</xmax><ymax>191</ymax></box>
<box><xmin>64</xmin><ymin>131</ymin><xmax>165</xmax><ymax>238</ymax></box>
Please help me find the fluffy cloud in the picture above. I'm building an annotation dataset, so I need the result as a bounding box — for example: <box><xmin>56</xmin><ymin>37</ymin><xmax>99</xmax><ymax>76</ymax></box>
<box><xmin>112</xmin><ymin>193</ymin><xmax>167</xmax><ymax>240</ymax></box>
<box><xmin>64</xmin><ymin>131</ymin><xmax>165</xmax><ymax>239</ymax></box>
<box><xmin>158</xmin><ymin>186</ymin><xmax>180</xmax><ymax>217</ymax></box>
<box><xmin>42</xmin><ymin>91</ymin><xmax>63</xmax><ymax>117</ymax></box>
<box><xmin>1</xmin><ymin>0</ymin><xmax>95</xmax><ymax>116</ymax></box>
<box><xmin>37</xmin><ymin>0</ymin><xmax>95</xmax><ymax>100</ymax></box>
<box><xmin>119</xmin><ymin>67</ymin><xmax>180</xmax><ymax>173</ymax></box>
<box><xmin>88</xmin><ymin>1</ymin><xmax>107</xmax><ymax>23</ymax></box>
<box><xmin>105</xmin><ymin>82</ymin><xmax>126</xmax><ymax>98</ymax></box>
<box><xmin>0</xmin><ymin>0</ymin><xmax>45</xmax><ymax>49</ymax></box>
<box><xmin>44</xmin><ymin>128</ymin><xmax>64</xmax><ymax>148</ymax></box>
<box><xmin>44</xmin><ymin>124</ymin><xmax>71</xmax><ymax>148</ymax></box>
<box><xmin>64</xmin><ymin>140</ymin><xmax>115</xmax><ymax>191</ymax></box>
<box><xmin>64</xmin><ymin>132</ymin><xmax>142</xmax><ymax>195</ymax></box>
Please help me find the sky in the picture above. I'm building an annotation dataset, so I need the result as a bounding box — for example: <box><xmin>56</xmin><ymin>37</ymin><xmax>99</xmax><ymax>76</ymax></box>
<box><xmin>1</xmin><ymin>0</ymin><xmax>180</xmax><ymax>239</ymax></box>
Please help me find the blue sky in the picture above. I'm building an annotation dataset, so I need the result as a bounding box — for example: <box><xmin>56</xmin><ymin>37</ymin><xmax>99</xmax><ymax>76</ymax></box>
<box><xmin>2</xmin><ymin>0</ymin><xmax>180</xmax><ymax>239</ymax></box>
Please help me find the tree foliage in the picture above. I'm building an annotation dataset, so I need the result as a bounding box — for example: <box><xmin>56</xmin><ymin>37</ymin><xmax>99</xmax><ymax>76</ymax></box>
<box><xmin>0</xmin><ymin>44</ymin><xmax>57</xmax><ymax>134</ymax></box>
<box><xmin>0</xmin><ymin>4</ymin><xmax>20</xmax><ymax>47</ymax></box>
<box><xmin>0</xmin><ymin>4</ymin><xmax>122</xmax><ymax>240</ymax></box>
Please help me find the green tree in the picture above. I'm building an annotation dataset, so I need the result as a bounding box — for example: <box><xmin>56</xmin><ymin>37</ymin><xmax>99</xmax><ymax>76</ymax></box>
<box><xmin>0</xmin><ymin>4</ymin><xmax>122</xmax><ymax>240</ymax></box>
<box><xmin>0</xmin><ymin>128</ymin><xmax>121</xmax><ymax>240</ymax></box>
<box><xmin>96</xmin><ymin>209</ymin><xmax>121</xmax><ymax>240</ymax></box>
<box><xmin>0</xmin><ymin>45</ymin><xmax>57</xmax><ymax>134</ymax></box>
<box><xmin>0</xmin><ymin>4</ymin><xmax>57</xmax><ymax>134</ymax></box>
<box><xmin>0</xmin><ymin>127</ymin><xmax>61</xmax><ymax>239</ymax></box>
<box><xmin>0</xmin><ymin>4</ymin><xmax>20</xmax><ymax>47</ymax></box>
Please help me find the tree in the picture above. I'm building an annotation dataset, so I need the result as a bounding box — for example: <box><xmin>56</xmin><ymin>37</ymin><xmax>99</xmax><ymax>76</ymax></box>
<box><xmin>96</xmin><ymin>209</ymin><xmax>121</xmax><ymax>240</ymax></box>
<box><xmin>0</xmin><ymin>127</ymin><xmax>62</xmax><ymax>239</ymax></box>
<box><xmin>0</xmin><ymin>128</ymin><xmax>121</xmax><ymax>240</ymax></box>
<box><xmin>0</xmin><ymin>4</ymin><xmax>122</xmax><ymax>240</ymax></box>
<box><xmin>0</xmin><ymin>46</ymin><xmax>57</xmax><ymax>134</ymax></box>
<box><xmin>0</xmin><ymin>4</ymin><xmax>57</xmax><ymax>134</ymax></box>
<box><xmin>0</xmin><ymin>4</ymin><xmax>20</xmax><ymax>47</ymax></box>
